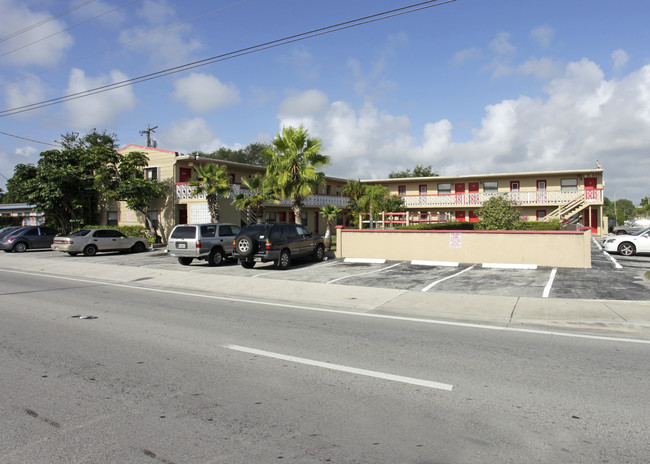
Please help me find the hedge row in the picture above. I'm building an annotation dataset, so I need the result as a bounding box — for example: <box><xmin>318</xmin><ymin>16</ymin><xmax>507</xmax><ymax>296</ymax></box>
<box><xmin>74</xmin><ymin>225</ymin><xmax>149</xmax><ymax>238</ymax></box>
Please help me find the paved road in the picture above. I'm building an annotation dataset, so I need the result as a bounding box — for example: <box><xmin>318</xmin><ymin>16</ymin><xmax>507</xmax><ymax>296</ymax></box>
<box><xmin>1</xmin><ymin>271</ymin><xmax>649</xmax><ymax>463</ymax></box>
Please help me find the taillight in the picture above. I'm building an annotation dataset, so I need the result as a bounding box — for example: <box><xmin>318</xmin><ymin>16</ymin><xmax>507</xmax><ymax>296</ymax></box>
<box><xmin>265</xmin><ymin>240</ymin><xmax>271</xmax><ymax>250</ymax></box>
<box><xmin>196</xmin><ymin>240</ymin><xmax>201</xmax><ymax>248</ymax></box>
<box><xmin>233</xmin><ymin>239</ymin><xmax>236</xmax><ymax>249</ymax></box>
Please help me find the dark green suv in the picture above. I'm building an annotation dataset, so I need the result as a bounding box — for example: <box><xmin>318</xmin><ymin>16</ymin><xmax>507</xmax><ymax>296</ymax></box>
<box><xmin>232</xmin><ymin>222</ymin><xmax>325</xmax><ymax>270</ymax></box>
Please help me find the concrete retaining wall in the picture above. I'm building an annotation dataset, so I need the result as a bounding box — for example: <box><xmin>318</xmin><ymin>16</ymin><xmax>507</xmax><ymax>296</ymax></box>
<box><xmin>334</xmin><ymin>228</ymin><xmax>592</xmax><ymax>268</ymax></box>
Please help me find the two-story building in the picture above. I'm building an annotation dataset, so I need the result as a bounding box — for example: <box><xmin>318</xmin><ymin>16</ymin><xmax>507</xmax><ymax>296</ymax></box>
<box><xmin>362</xmin><ymin>168</ymin><xmax>605</xmax><ymax>234</ymax></box>
<box><xmin>102</xmin><ymin>145</ymin><xmax>348</xmax><ymax>239</ymax></box>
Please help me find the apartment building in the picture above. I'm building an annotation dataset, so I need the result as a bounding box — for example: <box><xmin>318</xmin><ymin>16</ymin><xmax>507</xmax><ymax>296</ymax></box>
<box><xmin>102</xmin><ymin>145</ymin><xmax>348</xmax><ymax>238</ymax></box>
<box><xmin>362</xmin><ymin>168</ymin><xmax>605</xmax><ymax>234</ymax></box>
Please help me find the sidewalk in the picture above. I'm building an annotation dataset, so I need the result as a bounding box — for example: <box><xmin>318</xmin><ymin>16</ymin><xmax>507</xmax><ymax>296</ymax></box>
<box><xmin>3</xmin><ymin>254</ymin><xmax>650</xmax><ymax>336</ymax></box>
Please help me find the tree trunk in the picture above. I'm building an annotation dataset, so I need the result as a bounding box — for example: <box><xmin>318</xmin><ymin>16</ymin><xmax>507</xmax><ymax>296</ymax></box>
<box><xmin>293</xmin><ymin>204</ymin><xmax>302</xmax><ymax>224</ymax></box>
<box><xmin>207</xmin><ymin>193</ymin><xmax>220</xmax><ymax>222</ymax></box>
<box><xmin>324</xmin><ymin>224</ymin><xmax>331</xmax><ymax>250</ymax></box>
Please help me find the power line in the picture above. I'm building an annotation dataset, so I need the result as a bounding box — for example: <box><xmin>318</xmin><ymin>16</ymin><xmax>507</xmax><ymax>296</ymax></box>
<box><xmin>0</xmin><ymin>130</ymin><xmax>60</xmax><ymax>147</ymax></box>
<box><xmin>1</xmin><ymin>0</ymin><xmax>251</xmax><ymax>89</ymax></box>
<box><xmin>0</xmin><ymin>0</ymin><xmax>97</xmax><ymax>43</ymax></box>
<box><xmin>0</xmin><ymin>0</ymin><xmax>456</xmax><ymax>118</ymax></box>
<box><xmin>0</xmin><ymin>0</ymin><xmax>140</xmax><ymax>59</ymax></box>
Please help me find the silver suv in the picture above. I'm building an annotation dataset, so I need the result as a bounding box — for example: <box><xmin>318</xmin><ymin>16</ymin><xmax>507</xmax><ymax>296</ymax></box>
<box><xmin>613</xmin><ymin>218</ymin><xmax>650</xmax><ymax>235</ymax></box>
<box><xmin>167</xmin><ymin>223</ymin><xmax>240</xmax><ymax>266</ymax></box>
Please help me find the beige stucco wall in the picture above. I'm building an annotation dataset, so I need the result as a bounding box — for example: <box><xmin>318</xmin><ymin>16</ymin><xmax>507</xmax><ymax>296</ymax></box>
<box><xmin>335</xmin><ymin>228</ymin><xmax>592</xmax><ymax>268</ymax></box>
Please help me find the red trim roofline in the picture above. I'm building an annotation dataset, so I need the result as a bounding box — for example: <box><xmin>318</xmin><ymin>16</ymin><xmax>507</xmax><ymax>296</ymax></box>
<box><xmin>118</xmin><ymin>144</ymin><xmax>177</xmax><ymax>155</ymax></box>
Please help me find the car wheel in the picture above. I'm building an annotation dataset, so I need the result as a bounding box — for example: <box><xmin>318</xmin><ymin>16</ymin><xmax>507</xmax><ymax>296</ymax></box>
<box><xmin>13</xmin><ymin>242</ymin><xmax>27</xmax><ymax>253</ymax></box>
<box><xmin>277</xmin><ymin>249</ymin><xmax>291</xmax><ymax>270</ymax></box>
<box><xmin>616</xmin><ymin>230</ymin><xmax>626</xmax><ymax>235</ymax></box>
<box><xmin>618</xmin><ymin>242</ymin><xmax>636</xmax><ymax>256</ymax></box>
<box><xmin>67</xmin><ymin>252</ymin><xmax>79</xmax><ymax>256</ymax></box>
<box><xmin>313</xmin><ymin>244</ymin><xmax>325</xmax><ymax>261</ymax></box>
<box><xmin>131</xmin><ymin>241</ymin><xmax>146</xmax><ymax>253</ymax></box>
<box><xmin>235</xmin><ymin>235</ymin><xmax>257</xmax><ymax>257</ymax></box>
<box><xmin>208</xmin><ymin>248</ymin><xmax>224</xmax><ymax>266</ymax></box>
<box><xmin>240</xmin><ymin>260</ymin><xmax>255</xmax><ymax>269</ymax></box>
<box><xmin>178</xmin><ymin>257</ymin><xmax>193</xmax><ymax>266</ymax></box>
<box><xmin>83</xmin><ymin>245</ymin><xmax>97</xmax><ymax>256</ymax></box>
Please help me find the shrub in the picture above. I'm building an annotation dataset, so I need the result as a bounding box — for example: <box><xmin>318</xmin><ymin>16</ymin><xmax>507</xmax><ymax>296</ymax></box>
<box><xmin>475</xmin><ymin>196</ymin><xmax>520</xmax><ymax>230</ymax></box>
<box><xmin>73</xmin><ymin>225</ymin><xmax>149</xmax><ymax>238</ymax></box>
<box><xmin>397</xmin><ymin>222</ymin><xmax>476</xmax><ymax>231</ymax></box>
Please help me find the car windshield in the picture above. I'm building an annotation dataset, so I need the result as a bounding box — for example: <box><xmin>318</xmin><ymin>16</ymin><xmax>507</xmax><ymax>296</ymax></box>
<box><xmin>241</xmin><ymin>224</ymin><xmax>271</xmax><ymax>238</ymax></box>
<box><xmin>72</xmin><ymin>229</ymin><xmax>92</xmax><ymax>236</ymax></box>
<box><xmin>631</xmin><ymin>227</ymin><xmax>650</xmax><ymax>236</ymax></box>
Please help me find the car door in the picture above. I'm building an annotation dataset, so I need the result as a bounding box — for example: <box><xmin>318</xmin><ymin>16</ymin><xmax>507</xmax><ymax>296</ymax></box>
<box><xmin>218</xmin><ymin>224</ymin><xmax>240</xmax><ymax>253</ymax></box>
<box><xmin>284</xmin><ymin>224</ymin><xmax>302</xmax><ymax>256</ymax></box>
<box><xmin>295</xmin><ymin>224</ymin><xmax>314</xmax><ymax>257</ymax></box>
<box><xmin>638</xmin><ymin>230</ymin><xmax>650</xmax><ymax>252</ymax></box>
<box><xmin>108</xmin><ymin>229</ymin><xmax>132</xmax><ymax>251</ymax></box>
<box><xmin>91</xmin><ymin>229</ymin><xmax>116</xmax><ymax>251</ymax></box>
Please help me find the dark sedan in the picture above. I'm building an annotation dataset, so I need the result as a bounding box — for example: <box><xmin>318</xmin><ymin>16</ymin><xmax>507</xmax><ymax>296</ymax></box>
<box><xmin>0</xmin><ymin>226</ymin><xmax>58</xmax><ymax>252</ymax></box>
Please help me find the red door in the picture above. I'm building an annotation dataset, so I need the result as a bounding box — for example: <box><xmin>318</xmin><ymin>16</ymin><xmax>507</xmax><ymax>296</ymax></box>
<box><xmin>179</xmin><ymin>168</ymin><xmax>192</xmax><ymax>183</ymax></box>
<box><xmin>455</xmin><ymin>183</ymin><xmax>465</xmax><ymax>204</ymax></box>
<box><xmin>585</xmin><ymin>209</ymin><xmax>598</xmax><ymax>233</ymax></box>
<box><xmin>279</xmin><ymin>212</ymin><xmax>287</xmax><ymax>222</ymax></box>
<box><xmin>468</xmin><ymin>183</ymin><xmax>479</xmax><ymax>205</ymax></box>
<box><xmin>584</xmin><ymin>177</ymin><xmax>598</xmax><ymax>200</ymax></box>
<box><xmin>455</xmin><ymin>211</ymin><xmax>466</xmax><ymax>222</ymax></box>
<box><xmin>469</xmin><ymin>211</ymin><xmax>478</xmax><ymax>222</ymax></box>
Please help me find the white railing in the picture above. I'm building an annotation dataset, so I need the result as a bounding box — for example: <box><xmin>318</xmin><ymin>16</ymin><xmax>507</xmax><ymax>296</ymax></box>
<box><xmin>401</xmin><ymin>189</ymin><xmax>602</xmax><ymax>207</ymax></box>
<box><xmin>176</xmin><ymin>183</ymin><xmax>349</xmax><ymax>207</ymax></box>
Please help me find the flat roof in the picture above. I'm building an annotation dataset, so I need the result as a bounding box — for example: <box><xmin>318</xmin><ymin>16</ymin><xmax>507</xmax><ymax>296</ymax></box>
<box><xmin>362</xmin><ymin>168</ymin><xmax>604</xmax><ymax>183</ymax></box>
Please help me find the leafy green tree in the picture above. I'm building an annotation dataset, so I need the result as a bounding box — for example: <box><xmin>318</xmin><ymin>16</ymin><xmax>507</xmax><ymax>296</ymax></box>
<box><xmin>265</xmin><ymin>126</ymin><xmax>329</xmax><ymax>225</ymax></box>
<box><xmin>341</xmin><ymin>179</ymin><xmax>366</xmax><ymax>227</ymax></box>
<box><xmin>232</xmin><ymin>174</ymin><xmax>278</xmax><ymax>224</ymax></box>
<box><xmin>359</xmin><ymin>185</ymin><xmax>390</xmax><ymax>229</ymax></box>
<box><xmin>94</xmin><ymin>145</ymin><xmax>169</xmax><ymax>237</ymax></box>
<box><xmin>389</xmin><ymin>164</ymin><xmax>439</xmax><ymax>178</ymax></box>
<box><xmin>319</xmin><ymin>205</ymin><xmax>341</xmax><ymax>250</ymax></box>
<box><xmin>613</xmin><ymin>198</ymin><xmax>636</xmax><ymax>225</ymax></box>
<box><xmin>189</xmin><ymin>164</ymin><xmax>231</xmax><ymax>223</ymax></box>
<box><xmin>383</xmin><ymin>194</ymin><xmax>406</xmax><ymax>213</ymax></box>
<box><xmin>475</xmin><ymin>195</ymin><xmax>521</xmax><ymax>230</ymax></box>
<box><xmin>637</xmin><ymin>197</ymin><xmax>650</xmax><ymax>216</ymax></box>
<box><xmin>3</xmin><ymin>163</ymin><xmax>39</xmax><ymax>204</ymax></box>
<box><xmin>194</xmin><ymin>142</ymin><xmax>271</xmax><ymax>166</ymax></box>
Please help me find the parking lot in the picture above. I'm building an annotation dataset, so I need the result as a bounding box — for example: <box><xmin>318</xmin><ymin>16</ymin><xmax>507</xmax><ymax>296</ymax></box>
<box><xmin>7</xmin><ymin>238</ymin><xmax>649</xmax><ymax>301</ymax></box>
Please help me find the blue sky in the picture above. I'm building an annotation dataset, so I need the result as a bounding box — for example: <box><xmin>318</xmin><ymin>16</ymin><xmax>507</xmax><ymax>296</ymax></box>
<box><xmin>1</xmin><ymin>0</ymin><xmax>649</xmax><ymax>203</ymax></box>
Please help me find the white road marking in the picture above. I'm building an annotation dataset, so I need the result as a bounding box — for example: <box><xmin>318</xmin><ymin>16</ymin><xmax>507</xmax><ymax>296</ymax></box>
<box><xmin>2</xmin><ymin>269</ymin><xmax>649</xmax><ymax>345</ymax></box>
<box><xmin>421</xmin><ymin>265</ymin><xmax>475</xmax><ymax>292</ymax></box>
<box><xmin>326</xmin><ymin>262</ymin><xmax>402</xmax><ymax>284</ymax></box>
<box><xmin>411</xmin><ymin>260</ymin><xmax>459</xmax><ymax>267</ymax></box>
<box><xmin>344</xmin><ymin>257</ymin><xmax>386</xmax><ymax>264</ymax></box>
<box><xmin>542</xmin><ymin>268</ymin><xmax>557</xmax><ymax>298</ymax></box>
<box><xmin>482</xmin><ymin>263</ymin><xmax>538</xmax><ymax>269</ymax></box>
<box><xmin>224</xmin><ymin>344</ymin><xmax>453</xmax><ymax>391</ymax></box>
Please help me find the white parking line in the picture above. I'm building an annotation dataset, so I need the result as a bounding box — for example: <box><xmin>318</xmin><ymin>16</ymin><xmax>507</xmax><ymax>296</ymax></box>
<box><xmin>344</xmin><ymin>257</ymin><xmax>386</xmax><ymax>264</ymax></box>
<box><xmin>327</xmin><ymin>262</ymin><xmax>402</xmax><ymax>284</ymax></box>
<box><xmin>542</xmin><ymin>268</ymin><xmax>557</xmax><ymax>298</ymax></box>
<box><xmin>421</xmin><ymin>265</ymin><xmax>476</xmax><ymax>292</ymax></box>
<box><xmin>224</xmin><ymin>344</ymin><xmax>453</xmax><ymax>391</ymax></box>
<box><xmin>411</xmin><ymin>260</ymin><xmax>459</xmax><ymax>267</ymax></box>
<box><xmin>251</xmin><ymin>259</ymin><xmax>340</xmax><ymax>278</ymax></box>
<box><xmin>482</xmin><ymin>263</ymin><xmax>538</xmax><ymax>270</ymax></box>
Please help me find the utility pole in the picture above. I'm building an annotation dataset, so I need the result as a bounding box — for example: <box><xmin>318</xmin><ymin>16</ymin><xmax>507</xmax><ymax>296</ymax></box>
<box><xmin>139</xmin><ymin>125</ymin><xmax>158</xmax><ymax>147</ymax></box>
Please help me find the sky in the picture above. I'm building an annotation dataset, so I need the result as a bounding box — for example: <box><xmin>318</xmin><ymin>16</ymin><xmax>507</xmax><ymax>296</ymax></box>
<box><xmin>1</xmin><ymin>0</ymin><xmax>649</xmax><ymax>204</ymax></box>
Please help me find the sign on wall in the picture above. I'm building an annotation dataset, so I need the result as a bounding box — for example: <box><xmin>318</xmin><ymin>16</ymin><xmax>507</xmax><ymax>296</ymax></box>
<box><xmin>450</xmin><ymin>232</ymin><xmax>462</xmax><ymax>249</ymax></box>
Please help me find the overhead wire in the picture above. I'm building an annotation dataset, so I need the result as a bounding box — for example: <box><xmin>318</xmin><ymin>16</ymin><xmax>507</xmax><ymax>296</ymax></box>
<box><xmin>0</xmin><ymin>0</ymin><xmax>140</xmax><ymax>59</ymax></box>
<box><xmin>0</xmin><ymin>0</ymin><xmax>97</xmax><ymax>43</ymax></box>
<box><xmin>0</xmin><ymin>0</ymin><xmax>456</xmax><ymax>118</ymax></box>
<box><xmin>0</xmin><ymin>130</ymin><xmax>60</xmax><ymax>147</ymax></box>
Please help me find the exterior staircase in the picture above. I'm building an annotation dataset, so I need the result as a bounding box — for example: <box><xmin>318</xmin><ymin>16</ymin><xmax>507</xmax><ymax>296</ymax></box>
<box><xmin>544</xmin><ymin>195</ymin><xmax>588</xmax><ymax>222</ymax></box>
<box><xmin>240</xmin><ymin>208</ymin><xmax>258</xmax><ymax>226</ymax></box>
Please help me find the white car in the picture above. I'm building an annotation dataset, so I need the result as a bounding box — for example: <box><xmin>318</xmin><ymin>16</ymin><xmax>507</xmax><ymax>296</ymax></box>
<box><xmin>52</xmin><ymin>228</ymin><xmax>149</xmax><ymax>256</ymax></box>
<box><xmin>602</xmin><ymin>227</ymin><xmax>650</xmax><ymax>256</ymax></box>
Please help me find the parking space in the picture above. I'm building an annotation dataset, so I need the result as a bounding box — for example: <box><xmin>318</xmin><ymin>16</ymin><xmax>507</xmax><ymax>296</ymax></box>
<box><xmin>5</xmin><ymin>238</ymin><xmax>650</xmax><ymax>301</ymax></box>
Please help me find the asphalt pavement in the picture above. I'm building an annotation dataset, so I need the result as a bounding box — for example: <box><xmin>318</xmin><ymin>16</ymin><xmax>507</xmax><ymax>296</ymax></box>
<box><xmin>1</xmin><ymin>245</ymin><xmax>649</xmax><ymax>337</ymax></box>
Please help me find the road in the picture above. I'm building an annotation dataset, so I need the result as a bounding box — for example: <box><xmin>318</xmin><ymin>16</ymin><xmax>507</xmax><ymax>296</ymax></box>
<box><xmin>1</xmin><ymin>270</ymin><xmax>649</xmax><ymax>463</ymax></box>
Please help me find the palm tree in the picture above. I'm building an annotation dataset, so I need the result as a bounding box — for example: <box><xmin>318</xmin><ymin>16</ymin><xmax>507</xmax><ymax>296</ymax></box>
<box><xmin>232</xmin><ymin>174</ymin><xmax>278</xmax><ymax>224</ymax></box>
<box><xmin>319</xmin><ymin>204</ymin><xmax>341</xmax><ymax>250</ymax></box>
<box><xmin>358</xmin><ymin>185</ymin><xmax>389</xmax><ymax>229</ymax></box>
<box><xmin>189</xmin><ymin>163</ymin><xmax>231</xmax><ymax>222</ymax></box>
<box><xmin>341</xmin><ymin>179</ymin><xmax>366</xmax><ymax>227</ymax></box>
<box><xmin>265</xmin><ymin>125</ymin><xmax>329</xmax><ymax>225</ymax></box>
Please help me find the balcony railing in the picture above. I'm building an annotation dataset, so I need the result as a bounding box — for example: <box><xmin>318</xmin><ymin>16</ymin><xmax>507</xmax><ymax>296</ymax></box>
<box><xmin>401</xmin><ymin>189</ymin><xmax>602</xmax><ymax>208</ymax></box>
<box><xmin>175</xmin><ymin>183</ymin><xmax>349</xmax><ymax>208</ymax></box>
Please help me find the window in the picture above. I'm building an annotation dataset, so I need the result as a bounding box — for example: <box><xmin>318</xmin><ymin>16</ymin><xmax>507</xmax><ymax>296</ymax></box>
<box><xmin>266</xmin><ymin>212</ymin><xmax>277</xmax><ymax>222</ymax></box>
<box><xmin>296</xmin><ymin>225</ymin><xmax>310</xmax><ymax>236</ymax></box>
<box><xmin>419</xmin><ymin>185</ymin><xmax>427</xmax><ymax>195</ymax></box>
<box><xmin>148</xmin><ymin>211</ymin><xmax>159</xmax><ymax>231</ymax></box>
<box><xmin>200</xmin><ymin>225</ymin><xmax>217</xmax><ymax>237</ymax></box>
<box><xmin>398</xmin><ymin>185</ymin><xmax>406</xmax><ymax>196</ymax></box>
<box><xmin>144</xmin><ymin>167</ymin><xmax>158</xmax><ymax>181</ymax></box>
<box><xmin>326</xmin><ymin>185</ymin><xmax>331</xmax><ymax>195</ymax></box>
<box><xmin>301</xmin><ymin>213</ymin><xmax>308</xmax><ymax>226</ymax></box>
<box><xmin>536</xmin><ymin>210</ymin><xmax>546</xmax><ymax>221</ymax></box>
<box><xmin>510</xmin><ymin>181</ymin><xmax>520</xmax><ymax>192</ymax></box>
<box><xmin>107</xmin><ymin>211</ymin><xmax>118</xmax><ymax>226</ymax></box>
<box><xmin>483</xmin><ymin>181</ymin><xmax>498</xmax><ymax>193</ymax></box>
<box><xmin>437</xmin><ymin>183</ymin><xmax>451</xmax><ymax>195</ymax></box>
<box><xmin>219</xmin><ymin>225</ymin><xmax>239</xmax><ymax>236</ymax></box>
<box><xmin>561</xmin><ymin>178</ymin><xmax>578</xmax><ymax>191</ymax></box>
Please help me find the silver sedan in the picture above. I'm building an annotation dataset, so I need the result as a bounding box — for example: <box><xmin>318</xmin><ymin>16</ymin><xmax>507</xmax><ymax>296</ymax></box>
<box><xmin>52</xmin><ymin>228</ymin><xmax>148</xmax><ymax>256</ymax></box>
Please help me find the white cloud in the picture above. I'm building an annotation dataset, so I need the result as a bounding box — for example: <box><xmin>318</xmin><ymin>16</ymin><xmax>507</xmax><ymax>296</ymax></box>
<box><xmin>158</xmin><ymin>117</ymin><xmax>225</xmax><ymax>154</ymax></box>
<box><xmin>518</xmin><ymin>57</ymin><xmax>563</xmax><ymax>80</ymax></box>
<box><xmin>63</xmin><ymin>68</ymin><xmax>136</xmax><ymax>128</ymax></box>
<box><xmin>530</xmin><ymin>25</ymin><xmax>554</xmax><ymax>48</ymax></box>
<box><xmin>451</xmin><ymin>47</ymin><xmax>482</xmax><ymax>66</ymax></box>
<box><xmin>3</xmin><ymin>77</ymin><xmax>47</xmax><ymax>112</ymax></box>
<box><xmin>612</xmin><ymin>49</ymin><xmax>629</xmax><ymax>72</ymax></box>
<box><xmin>490</xmin><ymin>32</ymin><xmax>516</xmax><ymax>55</ymax></box>
<box><xmin>172</xmin><ymin>73</ymin><xmax>240</xmax><ymax>113</ymax></box>
<box><xmin>0</xmin><ymin>0</ymin><xmax>73</xmax><ymax>67</ymax></box>
<box><xmin>276</xmin><ymin>61</ymin><xmax>650</xmax><ymax>201</ymax></box>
